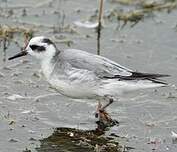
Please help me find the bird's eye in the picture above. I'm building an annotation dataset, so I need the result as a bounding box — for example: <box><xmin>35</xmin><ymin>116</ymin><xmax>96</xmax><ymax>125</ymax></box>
<box><xmin>30</xmin><ymin>45</ymin><xmax>45</xmax><ymax>52</ymax></box>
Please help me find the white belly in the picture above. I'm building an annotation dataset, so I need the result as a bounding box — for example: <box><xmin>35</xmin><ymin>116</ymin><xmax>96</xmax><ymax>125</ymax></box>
<box><xmin>48</xmin><ymin>78</ymin><xmax>97</xmax><ymax>99</ymax></box>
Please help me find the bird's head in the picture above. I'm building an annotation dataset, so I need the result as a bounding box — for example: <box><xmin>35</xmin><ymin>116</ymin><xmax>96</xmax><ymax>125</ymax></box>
<box><xmin>8</xmin><ymin>36</ymin><xmax>58</xmax><ymax>61</ymax></box>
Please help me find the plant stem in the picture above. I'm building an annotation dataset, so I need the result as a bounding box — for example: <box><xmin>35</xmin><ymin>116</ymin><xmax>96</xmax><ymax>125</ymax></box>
<box><xmin>97</xmin><ymin>0</ymin><xmax>104</xmax><ymax>55</ymax></box>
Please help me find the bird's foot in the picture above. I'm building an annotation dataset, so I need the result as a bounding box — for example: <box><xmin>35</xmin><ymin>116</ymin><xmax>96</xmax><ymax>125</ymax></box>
<box><xmin>95</xmin><ymin>101</ymin><xmax>119</xmax><ymax>130</ymax></box>
<box><xmin>95</xmin><ymin>101</ymin><xmax>112</xmax><ymax>121</ymax></box>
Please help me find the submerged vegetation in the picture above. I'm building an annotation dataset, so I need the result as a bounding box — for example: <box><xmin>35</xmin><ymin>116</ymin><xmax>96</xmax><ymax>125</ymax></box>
<box><xmin>0</xmin><ymin>25</ymin><xmax>33</xmax><ymax>62</ymax></box>
<box><xmin>108</xmin><ymin>0</ymin><xmax>177</xmax><ymax>28</ymax></box>
<box><xmin>36</xmin><ymin>127</ymin><xmax>123</xmax><ymax>152</ymax></box>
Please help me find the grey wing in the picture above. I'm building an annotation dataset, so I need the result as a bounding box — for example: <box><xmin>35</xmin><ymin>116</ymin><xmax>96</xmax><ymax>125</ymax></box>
<box><xmin>62</xmin><ymin>49</ymin><xmax>133</xmax><ymax>78</ymax></box>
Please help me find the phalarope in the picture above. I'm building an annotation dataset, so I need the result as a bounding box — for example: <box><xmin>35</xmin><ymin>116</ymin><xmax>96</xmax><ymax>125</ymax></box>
<box><xmin>8</xmin><ymin>36</ymin><xmax>169</xmax><ymax>121</ymax></box>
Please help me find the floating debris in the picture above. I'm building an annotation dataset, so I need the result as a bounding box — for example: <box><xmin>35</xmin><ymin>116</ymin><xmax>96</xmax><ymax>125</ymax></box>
<box><xmin>32</xmin><ymin>72</ymin><xmax>41</xmax><ymax>79</ymax></box>
<box><xmin>6</xmin><ymin>94</ymin><xmax>24</xmax><ymax>101</ymax></box>
<box><xmin>29</xmin><ymin>137</ymin><xmax>37</xmax><ymax>141</ymax></box>
<box><xmin>11</xmin><ymin>71</ymin><xmax>22</xmax><ymax>77</ymax></box>
<box><xmin>53</xmin><ymin>24</ymin><xmax>77</xmax><ymax>34</ymax></box>
<box><xmin>111</xmin><ymin>38</ymin><xmax>126</xmax><ymax>43</ymax></box>
<box><xmin>22</xmin><ymin>148</ymin><xmax>32</xmax><ymax>152</ymax></box>
<box><xmin>9</xmin><ymin>138</ymin><xmax>18</xmax><ymax>143</ymax></box>
<box><xmin>74</xmin><ymin>20</ymin><xmax>98</xmax><ymax>29</ymax></box>
<box><xmin>9</xmin><ymin>120</ymin><xmax>15</xmax><ymax>125</ymax></box>
<box><xmin>54</xmin><ymin>38</ymin><xmax>74</xmax><ymax>47</ymax></box>
<box><xmin>21</xmin><ymin>110</ymin><xmax>34</xmax><ymax>114</ymax></box>
<box><xmin>28</xmin><ymin>130</ymin><xmax>36</xmax><ymax>134</ymax></box>
<box><xmin>147</xmin><ymin>137</ymin><xmax>161</xmax><ymax>145</ymax></box>
<box><xmin>0</xmin><ymin>72</ymin><xmax>5</xmax><ymax>77</ymax></box>
<box><xmin>171</xmin><ymin>131</ymin><xmax>177</xmax><ymax>139</ymax></box>
<box><xmin>166</xmin><ymin>92</ymin><xmax>177</xmax><ymax>99</ymax></box>
<box><xmin>22</xmin><ymin>8</ymin><xmax>27</xmax><ymax>17</ymax></box>
<box><xmin>110</xmin><ymin>0</ymin><xmax>142</xmax><ymax>5</ymax></box>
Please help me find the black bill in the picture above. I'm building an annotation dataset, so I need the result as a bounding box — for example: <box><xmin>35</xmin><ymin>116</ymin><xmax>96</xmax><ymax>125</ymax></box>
<box><xmin>8</xmin><ymin>51</ymin><xmax>28</xmax><ymax>60</ymax></box>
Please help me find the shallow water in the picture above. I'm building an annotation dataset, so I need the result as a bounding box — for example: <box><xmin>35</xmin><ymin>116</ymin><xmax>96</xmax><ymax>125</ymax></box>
<box><xmin>1</xmin><ymin>0</ymin><xmax>177</xmax><ymax>152</ymax></box>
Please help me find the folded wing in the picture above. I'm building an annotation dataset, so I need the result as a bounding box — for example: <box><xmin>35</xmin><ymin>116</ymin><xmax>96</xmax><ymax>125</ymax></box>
<box><xmin>62</xmin><ymin>49</ymin><xmax>169</xmax><ymax>84</ymax></box>
<box><xmin>62</xmin><ymin>49</ymin><xmax>132</xmax><ymax>77</ymax></box>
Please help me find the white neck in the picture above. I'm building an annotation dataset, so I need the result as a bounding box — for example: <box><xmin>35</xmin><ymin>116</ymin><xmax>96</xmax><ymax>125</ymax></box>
<box><xmin>41</xmin><ymin>58</ymin><xmax>54</xmax><ymax>80</ymax></box>
<box><xmin>40</xmin><ymin>45</ymin><xmax>58</xmax><ymax>79</ymax></box>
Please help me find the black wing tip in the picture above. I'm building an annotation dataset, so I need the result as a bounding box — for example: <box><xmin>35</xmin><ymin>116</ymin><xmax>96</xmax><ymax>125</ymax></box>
<box><xmin>131</xmin><ymin>72</ymin><xmax>170</xmax><ymax>79</ymax></box>
<box><xmin>102</xmin><ymin>72</ymin><xmax>170</xmax><ymax>86</ymax></box>
<box><xmin>147</xmin><ymin>78</ymin><xmax>168</xmax><ymax>85</ymax></box>
<box><xmin>102</xmin><ymin>71</ymin><xmax>170</xmax><ymax>85</ymax></box>
<box><xmin>131</xmin><ymin>72</ymin><xmax>170</xmax><ymax>85</ymax></box>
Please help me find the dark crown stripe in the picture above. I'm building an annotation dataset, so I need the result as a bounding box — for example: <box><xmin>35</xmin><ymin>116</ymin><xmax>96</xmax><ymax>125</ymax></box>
<box><xmin>42</xmin><ymin>38</ymin><xmax>54</xmax><ymax>45</ymax></box>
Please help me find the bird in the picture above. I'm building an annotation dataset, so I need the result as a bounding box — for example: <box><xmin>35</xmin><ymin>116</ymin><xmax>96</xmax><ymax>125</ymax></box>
<box><xmin>8</xmin><ymin>36</ymin><xmax>169</xmax><ymax>123</ymax></box>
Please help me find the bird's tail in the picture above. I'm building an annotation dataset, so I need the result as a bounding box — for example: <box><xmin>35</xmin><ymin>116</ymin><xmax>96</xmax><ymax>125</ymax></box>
<box><xmin>131</xmin><ymin>72</ymin><xmax>170</xmax><ymax>85</ymax></box>
<box><xmin>131</xmin><ymin>72</ymin><xmax>169</xmax><ymax>79</ymax></box>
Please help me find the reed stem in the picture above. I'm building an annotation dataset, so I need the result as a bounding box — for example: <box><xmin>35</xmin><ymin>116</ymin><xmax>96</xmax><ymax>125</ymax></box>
<box><xmin>97</xmin><ymin>0</ymin><xmax>104</xmax><ymax>55</ymax></box>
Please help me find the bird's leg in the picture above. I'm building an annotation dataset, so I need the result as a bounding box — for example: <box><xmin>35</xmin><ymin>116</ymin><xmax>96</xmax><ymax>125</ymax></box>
<box><xmin>95</xmin><ymin>98</ymin><xmax>114</xmax><ymax>123</ymax></box>
<box><xmin>95</xmin><ymin>101</ymin><xmax>102</xmax><ymax>118</ymax></box>
<box><xmin>99</xmin><ymin>98</ymin><xmax>114</xmax><ymax>112</ymax></box>
<box><xmin>95</xmin><ymin>98</ymin><xmax>119</xmax><ymax>131</ymax></box>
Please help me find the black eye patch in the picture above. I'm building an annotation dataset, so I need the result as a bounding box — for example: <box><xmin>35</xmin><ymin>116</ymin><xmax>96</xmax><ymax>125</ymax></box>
<box><xmin>29</xmin><ymin>45</ymin><xmax>45</xmax><ymax>52</ymax></box>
